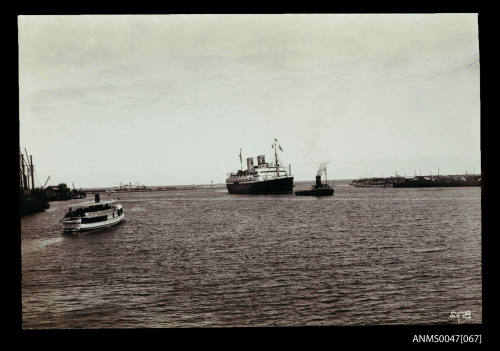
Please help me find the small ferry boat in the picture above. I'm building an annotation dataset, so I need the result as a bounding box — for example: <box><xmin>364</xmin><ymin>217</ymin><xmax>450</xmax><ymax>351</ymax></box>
<box><xmin>60</xmin><ymin>193</ymin><xmax>124</xmax><ymax>233</ymax></box>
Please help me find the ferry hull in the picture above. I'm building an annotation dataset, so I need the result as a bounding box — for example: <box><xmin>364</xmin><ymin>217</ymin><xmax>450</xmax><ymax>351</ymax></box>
<box><xmin>226</xmin><ymin>177</ymin><xmax>294</xmax><ymax>194</ymax></box>
<box><xmin>62</xmin><ymin>213</ymin><xmax>125</xmax><ymax>233</ymax></box>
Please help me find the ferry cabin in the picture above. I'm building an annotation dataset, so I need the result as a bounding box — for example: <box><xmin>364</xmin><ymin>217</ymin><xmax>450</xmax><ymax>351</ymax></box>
<box><xmin>61</xmin><ymin>195</ymin><xmax>124</xmax><ymax>232</ymax></box>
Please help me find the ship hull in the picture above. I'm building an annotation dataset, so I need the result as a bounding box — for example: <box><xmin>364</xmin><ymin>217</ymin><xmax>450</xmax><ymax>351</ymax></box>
<box><xmin>295</xmin><ymin>188</ymin><xmax>334</xmax><ymax>196</ymax></box>
<box><xmin>62</xmin><ymin>213</ymin><xmax>125</xmax><ymax>233</ymax></box>
<box><xmin>20</xmin><ymin>195</ymin><xmax>49</xmax><ymax>216</ymax></box>
<box><xmin>226</xmin><ymin>177</ymin><xmax>294</xmax><ymax>194</ymax></box>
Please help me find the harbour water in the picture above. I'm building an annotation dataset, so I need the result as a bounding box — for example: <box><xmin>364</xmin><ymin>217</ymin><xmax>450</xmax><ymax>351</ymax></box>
<box><xmin>21</xmin><ymin>181</ymin><xmax>481</xmax><ymax>328</ymax></box>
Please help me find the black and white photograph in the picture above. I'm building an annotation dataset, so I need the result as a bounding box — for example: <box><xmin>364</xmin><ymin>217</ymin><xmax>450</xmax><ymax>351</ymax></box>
<box><xmin>17</xmin><ymin>13</ymin><xmax>485</xmax><ymax>340</ymax></box>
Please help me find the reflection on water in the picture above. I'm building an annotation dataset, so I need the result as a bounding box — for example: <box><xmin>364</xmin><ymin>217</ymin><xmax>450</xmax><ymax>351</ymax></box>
<box><xmin>21</xmin><ymin>186</ymin><xmax>481</xmax><ymax>328</ymax></box>
<box><xmin>22</xmin><ymin>236</ymin><xmax>64</xmax><ymax>254</ymax></box>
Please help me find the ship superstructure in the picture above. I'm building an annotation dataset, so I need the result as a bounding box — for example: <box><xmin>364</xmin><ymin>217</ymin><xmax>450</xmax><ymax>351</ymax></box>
<box><xmin>226</xmin><ymin>139</ymin><xmax>294</xmax><ymax>194</ymax></box>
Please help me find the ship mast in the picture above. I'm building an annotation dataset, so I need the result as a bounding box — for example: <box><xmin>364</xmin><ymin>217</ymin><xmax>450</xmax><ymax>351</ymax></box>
<box><xmin>30</xmin><ymin>155</ymin><xmax>35</xmax><ymax>190</ymax></box>
<box><xmin>239</xmin><ymin>148</ymin><xmax>243</xmax><ymax>172</ymax></box>
<box><xmin>23</xmin><ymin>149</ymin><xmax>31</xmax><ymax>189</ymax></box>
<box><xmin>20</xmin><ymin>151</ymin><xmax>27</xmax><ymax>190</ymax></box>
<box><xmin>23</xmin><ymin>148</ymin><xmax>35</xmax><ymax>190</ymax></box>
<box><xmin>274</xmin><ymin>139</ymin><xmax>279</xmax><ymax>177</ymax></box>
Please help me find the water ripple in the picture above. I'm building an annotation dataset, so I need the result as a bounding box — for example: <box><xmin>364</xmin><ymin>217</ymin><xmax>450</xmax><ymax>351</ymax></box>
<box><xmin>21</xmin><ymin>186</ymin><xmax>481</xmax><ymax>328</ymax></box>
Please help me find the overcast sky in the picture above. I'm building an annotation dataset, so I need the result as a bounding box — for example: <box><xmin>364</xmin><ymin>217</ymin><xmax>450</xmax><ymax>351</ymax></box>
<box><xmin>18</xmin><ymin>14</ymin><xmax>480</xmax><ymax>187</ymax></box>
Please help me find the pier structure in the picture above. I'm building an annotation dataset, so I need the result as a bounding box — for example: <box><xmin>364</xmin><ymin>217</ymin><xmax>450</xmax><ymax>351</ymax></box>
<box><xmin>350</xmin><ymin>173</ymin><xmax>481</xmax><ymax>188</ymax></box>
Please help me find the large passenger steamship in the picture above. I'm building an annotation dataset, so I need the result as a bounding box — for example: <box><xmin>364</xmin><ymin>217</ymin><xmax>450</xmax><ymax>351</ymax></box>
<box><xmin>226</xmin><ymin>139</ymin><xmax>294</xmax><ymax>194</ymax></box>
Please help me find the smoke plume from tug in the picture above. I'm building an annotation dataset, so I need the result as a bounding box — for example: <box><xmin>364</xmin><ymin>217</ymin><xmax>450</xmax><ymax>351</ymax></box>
<box><xmin>316</xmin><ymin>162</ymin><xmax>328</xmax><ymax>176</ymax></box>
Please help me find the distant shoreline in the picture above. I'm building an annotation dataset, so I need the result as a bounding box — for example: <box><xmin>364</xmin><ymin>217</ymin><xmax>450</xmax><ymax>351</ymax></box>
<box><xmin>81</xmin><ymin>179</ymin><xmax>356</xmax><ymax>192</ymax></box>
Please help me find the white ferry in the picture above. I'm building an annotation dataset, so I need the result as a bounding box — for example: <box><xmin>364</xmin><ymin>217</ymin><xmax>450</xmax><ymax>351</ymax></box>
<box><xmin>60</xmin><ymin>194</ymin><xmax>124</xmax><ymax>233</ymax></box>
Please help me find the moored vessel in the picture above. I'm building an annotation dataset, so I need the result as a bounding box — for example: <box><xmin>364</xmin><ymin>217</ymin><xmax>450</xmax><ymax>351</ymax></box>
<box><xmin>60</xmin><ymin>193</ymin><xmax>124</xmax><ymax>233</ymax></box>
<box><xmin>226</xmin><ymin>139</ymin><xmax>294</xmax><ymax>194</ymax></box>
<box><xmin>106</xmin><ymin>182</ymin><xmax>151</xmax><ymax>194</ymax></box>
<box><xmin>20</xmin><ymin>148</ymin><xmax>49</xmax><ymax>216</ymax></box>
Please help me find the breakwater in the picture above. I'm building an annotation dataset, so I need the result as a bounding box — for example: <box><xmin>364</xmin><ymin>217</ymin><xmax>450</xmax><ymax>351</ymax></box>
<box><xmin>351</xmin><ymin>174</ymin><xmax>481</xmax><ymax>188</ymax></box>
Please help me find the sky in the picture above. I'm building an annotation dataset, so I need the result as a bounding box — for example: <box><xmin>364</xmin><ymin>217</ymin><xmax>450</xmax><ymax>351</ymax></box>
<box><xmin>18</xmin><ymin>14</ymin><xmax>480</xmax><ymax>187</ymax></box>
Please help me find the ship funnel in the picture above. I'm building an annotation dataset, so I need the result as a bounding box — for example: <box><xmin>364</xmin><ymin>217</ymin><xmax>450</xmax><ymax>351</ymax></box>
<box><xmin>257</xmin><ymin>155</ymin><xmax>266</xmax><ymax>166</ymax></box>
<box><xmin>247</xmin><ymin>157</ymin><xmax>254</xmax><ymax>171</ymax></box>
<box><xmin>316</xmin><ymin>175</ymin><xmax>321</xmax><ymax>188</ymax></box>
<box><xmin>257</xmin><ymin>155</ymin><xmax>267</xmax><ymax>167</ymax></box>
<box><xmin>95</xmin><ymin>193</ymin><xmax>100</xmax><ymax>203</ymax></box>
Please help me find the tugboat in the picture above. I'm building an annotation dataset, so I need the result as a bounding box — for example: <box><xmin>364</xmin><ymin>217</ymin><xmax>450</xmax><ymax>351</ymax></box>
<box><xmin>295</xmin><ymin>164</ymin><xmax>334</xmax><ymax>196</ymax></box>
<box><xmin>226</xmin><ymin>139</ymin><xmax>294</xmax><ymax>194</ymax></box>
<box><xmin>60</xmin><ymin>193</ymin><xmax>124</xmax><ymax>233</ymax></box>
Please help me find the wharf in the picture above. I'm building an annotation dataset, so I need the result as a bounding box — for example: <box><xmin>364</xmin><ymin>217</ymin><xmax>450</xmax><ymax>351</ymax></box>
<box><xmin>351</xmin><ymin>174</ymin><xmax>481</xmax><ymax>188</ymax></box>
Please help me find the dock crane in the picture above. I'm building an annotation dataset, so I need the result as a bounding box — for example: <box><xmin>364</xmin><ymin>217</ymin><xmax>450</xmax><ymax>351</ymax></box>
<box><xmin>42</xmin><ymin>176</ymin><xmax>50</xmax><ymax>189</ymax></box>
